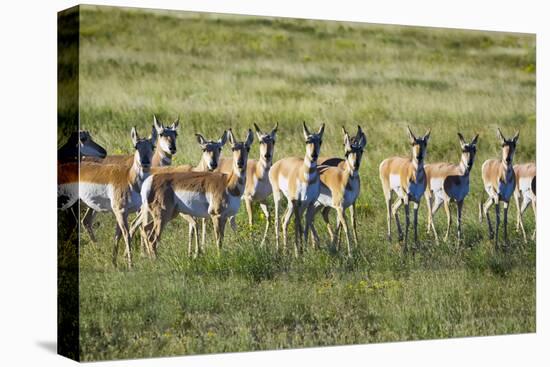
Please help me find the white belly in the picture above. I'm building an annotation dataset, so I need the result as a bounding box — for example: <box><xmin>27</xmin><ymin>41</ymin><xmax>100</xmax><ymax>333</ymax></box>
<box><xmin>430</xmin><ymin>177</ymin><xmax>446</xmax><ymax>201</ymax></box>
<box><xmin>316</xmin><ymin>184</ymin><xmax>333</xmax><ymax>207</ymax></box>
<box><xmin>174</xmin><ymin>190</ymin><xmax>210</xmax><ymax>218</ymax></box>
<box><xmin>58</xmin><ymin>183</ymin><xmax>79</xmax><ymax>210</ymax></box>
<box><xmin>518</xmin><ymin>177</ymin><xmax>535</xmax><ymax>200</ymax></box>
<box><xmin>79</xmin><ymin>183</ymin><xmax>113</xmax><ymax>212</ymax></box>
<box><xmin>389</xmin><ymin>174</ymin><xmax>401</xmax><ymax>192</ymax></box>
<box><xmin>278</xmin><ymin>175</ymin><xmax>290</xmax><ymax>197</ymax></box>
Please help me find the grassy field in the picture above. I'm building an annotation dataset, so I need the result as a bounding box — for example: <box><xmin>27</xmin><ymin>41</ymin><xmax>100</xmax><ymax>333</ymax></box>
<box><xmin>74</xmin><ymin>5</ymin><xmax>535</xmax><ymax>361</ymax></box>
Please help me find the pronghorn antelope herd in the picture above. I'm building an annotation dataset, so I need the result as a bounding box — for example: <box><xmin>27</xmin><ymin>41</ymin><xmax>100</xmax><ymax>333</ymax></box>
<box><xmin>58</xmin><ymin>118</ymin><xmax>536</xmax><ymax>269</ymax></box>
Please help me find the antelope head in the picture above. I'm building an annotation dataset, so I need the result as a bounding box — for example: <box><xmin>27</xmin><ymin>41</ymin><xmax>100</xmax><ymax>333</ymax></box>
<box><xmin>227</xmin><ymin>128</ymin><xmax>254</xmax><ymax>174</ymax></box>
<box><xmin>303</xmin><ymin>121</ymin><xmax>325</xmax><ymax>163</ymax></box>
<box><xmin>153</xmin><ymin>115</ymin><xmax>179</xmax><ymax>155</ymax></box>
<box><xmin>131</xmin><ymin>126</ymin><xmax>157</xmax><ymax>172</ymax></box>
<box><xmin>254</xmin><ymin>122</ymin><xmax>278</xmax><ymax>164</ymax></box>
<box><xmin>78</xmin><ymin>130</ymin><xmax>107</xmax><ymax>159</ymax></box>
<box><xmin>497</xmin><ymin>128</ymin><xmax>519</xmax><ymax>167</ymax></box>
<box><xmin>343</xmin><ymin>125</ymin><xmax>367</xmax><ymax>175</ymax></box>
<box><xmin>195</xmin><ymin>130</ymin><xmax>227</xmax><ymax>171</ymax></box>
<box><xmin>407</xmin><ymin>126</ymin><xmax>430</xmax><ymax>166</ymax></box>
<box><xmin>458</xmin><ymin>132</ymin><xmax>479</xmax><ymax>174</ymax></box>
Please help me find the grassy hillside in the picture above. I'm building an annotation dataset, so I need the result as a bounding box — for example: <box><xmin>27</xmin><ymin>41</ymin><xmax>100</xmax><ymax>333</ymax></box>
<box><xmin>75</xmin><ymin>5</ymin><xmax>536</xmax><ymax>361</ymax></box>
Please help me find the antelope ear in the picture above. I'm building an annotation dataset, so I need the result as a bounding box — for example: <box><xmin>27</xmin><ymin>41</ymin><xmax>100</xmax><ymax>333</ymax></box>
<box><xmin>226</xmin><ymin>129</ymin><xmax>236</xmax><ymax>146</ymax></box>
<box><xmin>302</xmin><ymin>121</ymin><xmax>310</xmax><ymax>140</ymax></box>
<box><xmin>407</xmin><ymin>126</ymin><xmax>416</xmax><ymax>143</ymax></box>
<box><xmin>150</xmin><ymin>125</ymin><xmax>158</xmax><ymax>146</ymax></box>
<box><xmin>131</xmin><ymin>127</ymin><xmax>139</xmax><ymax>146</ymax></box>
<box><xmin>342</xmin><ymin>127</ymin><xmax>351</xmax><ymax>148</ymax></box>
<box><xmin>171</xmin><ymin>116</ymin><xmax>179</xmax><ymax>130</ymax></box>
<box><xmin>357</xmin><ymin>126</ymin><xmax>367</xmax><ymax>148</ymax></box>
<box><xmin>497</xmin><ymin>128</ymin><xmax>506</xmax><ymax>142</ymax></box>
<box><xmin>219</xmin><ymin>130</ymin><xmax>228</xmax><ymax>146</ymax></box>
<box><xmin>318</xmin><ymin>123</ymin><xmax>325</xmax><ymax>137</ymax></box>
<box><xmin>270</xmin><ymin>122</ymin><xmax>278</xmax><ymax>141</ymax></box>
<box><xmin>423</xmin><ymin>129</ymin><xmax>431</xmax><ymax>142</ymax></box>
<box><xmin>356</xmin><ymin>125</ymin><xmax>364</xmax><ymax>140</ymax></box>
<box><xmin>245</xmin><ymin>128</ymin><xmax>254</xmax><ymax>148</ymax></box>
<box><xmin>153</xmin><ymin>115</ymin><xmax>164</xmax><ymax>133</ymax></box>
<box><xmin>359</xmin><ymin>132</ymin><xmax>367</xmax><ymax>149</ymax></box>
<box><xmin>471</xmin><ymin>134</ymin><xmax>479</xmax><ymax>146</ymax></box>
<box><xmin>513</xmin><ymin>130</ymin><xmax>520</xmax><ymax>143</ymax></box>
<box><xmin>457</xmin><ymin>132</ymin><xmax>466</xmax><ymax>146</ymax></box>
<box><xmin>195</xmin><ymin>133</ymin><xmax>207</xmax><ymax>146</ymax></box>
<box><xmin>254</xmin><ymin>123</ymin><xmax>263</xmax><ymax>141</ymax></box>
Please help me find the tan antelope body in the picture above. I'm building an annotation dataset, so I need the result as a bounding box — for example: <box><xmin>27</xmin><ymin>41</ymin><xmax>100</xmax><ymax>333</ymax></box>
<box><xmin>310</xmin><ymin>127</ymin><xmax>366</xmax><ymax>255</ymax></box>
<box><xmin>513</xmin><ymin>162</ymin><xmax>536</xmax><ymax>242</ymax></box>
<box><xmin>269</xmin><ymin>122</ymin><xmax>325</xmax><ymax>256</ymax></box>
<box><xmin>58</xmin><ymin>127</ymin><xmax>156</xmax><ymax>268</ymax></box>
<box><xmin>217</xmin><ymin>123</ymin><xmax>278</xmax><ymax>245</ymax></box>
<box><xmin>424</xmin><ymin>133</ymin><xmax>478</xmax><ymax>243</ymax></box>
<box><xmin>81</xmin><ymin>116</ymin><xmax>179</xmax><ymax>242</ymax></box>
<box><xmin>480</xmin><ymin>128</ymin><xmax>519</xmax><ymax>247</ymax></box>
<box><xmin>138</xmin><ymin>129</ymin><xmax>253</xmax><ymax>257</ymax></box>
<box><xmin>379</xmin><ymin>127</ymin><xmax>430</xmax><ymax>250</ymax></box>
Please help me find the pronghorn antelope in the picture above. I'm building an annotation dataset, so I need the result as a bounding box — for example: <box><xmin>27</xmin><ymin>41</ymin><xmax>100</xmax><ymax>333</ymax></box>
<box><xmin>217</xmin><ymin>122</ymin><xmax>278</xmax><ymax>245</ymax></box>
<box><xmin>479</xmin><ymin>128</ymin><xmax>519</xmax><ymax>247</ymax></box>
<box><xmin>137</xmin><ymin>129</ymin><xmax>253</xmax><ymax>257</ymax></box>
<box><xmin>58</xmin><ymin>130</ymin><xmax>107</xmax><ymax>163</ymax></box>
<box><xmin>379</xmin><ymin>127</ymin><xmax>430</xmax><ymax>250</ymax></box>
<box><xmin>58</xmin><ymin>127</ymin><xmax>157</xmax><ymax>268</ymax></box>
<box><xmin>424</xmin><ymin>133</ymin><xmax>479</xmax><ymax>243</ymax></box>
<box><xmin>310</xmin><ymin>126</ymin><xmax>366</xmax><ymax>256</ymax></box>
<box><xmin>81</xmin><ymin>115</ymin><xmax>179</xmax><ymax>242</ymax></box>
<box><xmin>269</xmin><ymin>122</ymin><xmax>325</xmax><ymax>256</ymax></box>
<box><xmin>513</xmin><ymin>162</ymin><xmax>536</xmax><ymax>242</ymax></box>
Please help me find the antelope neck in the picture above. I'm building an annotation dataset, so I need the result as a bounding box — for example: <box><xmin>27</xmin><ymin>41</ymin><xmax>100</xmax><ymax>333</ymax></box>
<box><xmin>227</xmin><ymin>166</ymin><xmax>246</xmax><ymax>197</ymax></box>
<box><xmin>459</xmin><ymin>154</ymin><xmax>471</xmax><ymax>175</ymax></box>
<box><xmin>130</xmin><ymin>158</ymin><xmax>150</xmax><ymax>191</ymax></box>
<box><xmin>156</xmin><ymin>148</ymin><xmax>172</xmax><ymax>166</ymax></box>
<box><xmin>303</xmin><ymin>155</ymin><xmax>318</xmax><ymax>182</ymax></box>
<box><xmin>256</xmin><ymin>156</ymin><xmax>271</xmax><ymax>180</ymax></box>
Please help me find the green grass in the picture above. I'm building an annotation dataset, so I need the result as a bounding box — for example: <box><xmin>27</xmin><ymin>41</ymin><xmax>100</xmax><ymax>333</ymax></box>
<box><xmin>73</xmin><ymin>5</ymin><xmax>536</xmax><ymax>361</ymax></box>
